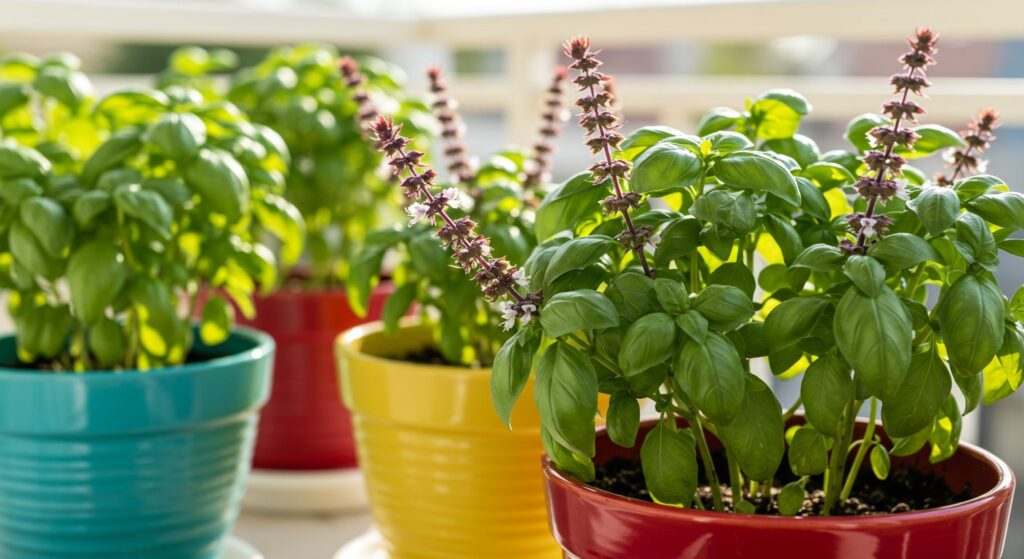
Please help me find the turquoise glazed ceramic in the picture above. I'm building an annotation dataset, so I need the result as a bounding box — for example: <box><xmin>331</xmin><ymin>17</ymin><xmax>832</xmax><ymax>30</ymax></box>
<box><xmin>0</xmin><ymin>328</ymin><xmax>274</xmax><ymax>559</ymax></box>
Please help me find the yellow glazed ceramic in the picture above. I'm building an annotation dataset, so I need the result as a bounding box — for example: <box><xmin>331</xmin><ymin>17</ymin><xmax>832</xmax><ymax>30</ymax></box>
<box><xmin>336</xmin><ymin>320</ymin><xmax>561</xmax><ymax>559</ymax></box>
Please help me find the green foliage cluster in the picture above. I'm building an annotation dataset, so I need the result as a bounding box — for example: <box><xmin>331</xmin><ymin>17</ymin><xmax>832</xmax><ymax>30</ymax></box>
<box><xmin>491</xmin><ymin>35</ymin><xmax>1024</xmax><ymax>516</ymax></box>
<box><xmin>0</xmin><ymin>52</ymin><xmax>293</xmax><ymax>370</ymax></box>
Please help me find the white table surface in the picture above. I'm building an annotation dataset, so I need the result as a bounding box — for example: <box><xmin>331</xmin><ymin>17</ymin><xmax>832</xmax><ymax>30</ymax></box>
<box><xmin>234</xmin><ymin>511</ymin><xmax>374</xmax><ymax>559</ymax></box>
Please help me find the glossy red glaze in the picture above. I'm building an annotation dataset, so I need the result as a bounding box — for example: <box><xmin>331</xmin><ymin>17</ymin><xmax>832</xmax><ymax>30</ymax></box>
<box><xmin>545</xmin><ymin>418</ymin><xmax>1014</xmax><ymax>559</ymax></box>
<box><xmin>239</xmin><ymin>285</ymin><xmax>391</xmax><ymax>470</ymax></box>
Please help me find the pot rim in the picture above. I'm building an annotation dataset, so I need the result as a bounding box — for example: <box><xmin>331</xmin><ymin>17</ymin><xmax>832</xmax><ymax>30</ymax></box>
<box><xmin>544</xmin><ymin>418</ymin><xmax>1015</xmax><ymax>524</ymax></box>
<box><xmin>0</xmin><ymin>326</ymin><xmax>274</xmax><ymax>379</ymax></box>
<box><xmin>336</xmin><ymin>317</ymin><xmax>489</xmax><ymax>374</ymax></box>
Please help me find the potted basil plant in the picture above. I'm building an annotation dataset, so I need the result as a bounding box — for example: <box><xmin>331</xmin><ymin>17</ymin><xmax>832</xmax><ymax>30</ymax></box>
<box><xmin>337</xmin><ymin>63</ymin><xmax>570</xmax><ymax>558</ymax></box>
<box><xmin>369</xmin><ymin>31</ymin><xmax>1019</xmax><ymax>559</ymax></box>
<box><xmin>0</xmin><ymin>53</ymin><xmax>279</xmax><ymax>558</ymax></box>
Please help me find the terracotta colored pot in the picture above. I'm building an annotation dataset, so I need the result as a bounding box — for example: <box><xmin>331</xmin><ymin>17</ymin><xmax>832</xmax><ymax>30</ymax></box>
<box><xmin>545</xmin><ymin>417</ymin><xmax>1015</xmax><ymax>559</ymax></box>
<box><xmin>336</xmin><ymin>320</ymin><xmax>561</xmax><ymax>559</ymax></box>
<box><xmin>238</xmin><ymin>284</ymin><xmax>391</xmax><ymax>470</ymax></box>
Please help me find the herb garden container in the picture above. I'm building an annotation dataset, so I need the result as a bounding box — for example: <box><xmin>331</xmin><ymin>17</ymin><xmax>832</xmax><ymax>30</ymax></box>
<box><xmin>0</xmin><ymin>328</ymin><xmax>274</xmax><ymax>559</ymax></box>
<box><xmin>335</xmin><ymin>320</ymin><xmax>560</xmax><ymax>559</ymax></box>
<box><xmin>544</xmin><ymin>418</ymin><xmax>1015</xmax><ymax>559</ymax></box>
<box><xmin>240</xmin><ymin>283</ymin><xmax>392</xmax><ymax>471</ymax></box>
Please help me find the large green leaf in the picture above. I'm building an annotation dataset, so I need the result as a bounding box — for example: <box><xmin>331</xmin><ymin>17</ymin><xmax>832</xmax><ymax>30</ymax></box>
<box><xmin>882</xmin><ymin>345</ymin><xmax>952</xmax><ymax>438</ymax></box>
<box><xmin>68</xmin><ymin>240</ymin><xmax>127</xmax><ymax>324</ymax></box>
<box><xmin>535</xmin><ymin>172</ymin><xmax>608</xmax><ymax>241</ymax></box>
<box><xmin>908</xmin><ymin>187</ymin><xmax>960</xmax><ymax>237</ymax></box>
<box><xmin>834</xmin><ymin>285</ymin><xmax>913</xmax><ymax>400</ymax></box>
<box><xmin>641</xmin><ymin>421</ymin><xmax>698</xmax><ymax>506</ymax></box>
<box><xmin>800</xmin><ymin>351</ymin><xmax>853</xmax><ymax>436</ymax></box>
<box><xmin>184</xmin><ymin>148</ymin><xmax>250</xmax><ymax>220</ymax></box>
<box><xmin>535</xmin><ymin>342</ymin><xmax>599</xmax><ymax>457</ymax></box>
<box><xmin>937</xmin><ymin>274</ymin><xmax>1006</xmax><ymax>375</ymax></box>
<box><xmin>714</xmin><ymin>150</ymin><xmax>799</xmax><ymax>206</ymax></box>
<box><xmin>631</xmin><ymin>143</ymin><xmax>703</xmax><ymax>194</ymax></box>
<box><xmin>717</xmin><ymin>375</ymin><xmax>785</xmax><ymax>480</ymax></box>
<box><xmin>491</xmin><ymin>329</ymin><xmax>541</xmax><ymax>428</ymax></box>
<box><xmin>619</xmin><ymin>312</ymin><xmax>677</xmax><ymax>376</ymax></box>
<box><xmin>674</xmin><ymin>332</ymin><xmax>746</xmax><ymax>425</ymax></box>
<box><xmin>540</xmin><ymin>289</ymin><xmax>619</xmax><ymax>339</ymax></box>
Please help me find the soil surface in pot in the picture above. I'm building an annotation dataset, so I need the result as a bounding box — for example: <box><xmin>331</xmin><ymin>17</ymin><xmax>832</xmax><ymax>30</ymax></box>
<box><xmin>591</xmin><ymin>454</ymin><xmax>973</xmax><ymax>516</ymax></box>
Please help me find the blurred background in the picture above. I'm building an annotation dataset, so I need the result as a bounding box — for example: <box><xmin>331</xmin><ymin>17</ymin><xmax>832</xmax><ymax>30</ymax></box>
<box><xmin>1</xmin><ymin>0</ymin><xmax>1022</xmax><ymax>556</ymax></box>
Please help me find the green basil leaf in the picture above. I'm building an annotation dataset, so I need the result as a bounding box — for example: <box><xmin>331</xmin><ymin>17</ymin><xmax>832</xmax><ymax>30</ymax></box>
<box><xmin>692</xmin><ymin>284</ymin><xmax>754</xmax><ymax>332</ymax></box>
<box><xmin>607</xmin><ymin>391</ymin><xmax>641</xmax><ymax>448</ymax></box>
<box><xmin>954</xmin><ymin>212</ymin><xmax>998</xmax><ymax>269</ymax></box>
<box><xmin>82</xmin><ymin>129</ymin><xmax>142</xmax><ymax>185</ymax></box>
<box><xmin>0</xmin><ymin>83</ymin><xmax>29</xmax><ymax>120</ymax></box>
<box><xmin>674</xmin><ymin>331</ymin><xmax>746</xmax><ymax>425</ymax></box>
<box><xmin>791</xmin><ymin>243</ymin><xmax>844</xmax><ymax>272</ymax></box>
<box><xmin>184</xmin><ymin>148</ymin><xmax>250</xmax><ymax>220</ymax></box>
<box><xmin>114</xmin><ymin>186</ymin><xmax>173</xmax><ymax>239</ymax></box>
<box><xmin>535</xmin><ymin>172</ymin><xmax>608</xmax><ymax>241</ymax></box>
<box><xmin>690</xmin><ymin>190</ymin><xmax>756</xmax><ymax>237</ymax></box>
<box><xmin>619</xmin><ymin>312</ymin><xmax>677</xmax><ymax>376</ymax></box>
<box><xmin>890</xmin><ymin>423</ymin><xmax>932</xmax><ymax>457</ymax></box>
<box><xmin>68</xmin><ymin>240</ymin><xmax>127</xmax><ymax>324</ymax></box>
<box><xmin>200</xmin><ymin>296</ymin><xmax>234</xmax><ymax>346</ymax></box>
<box><xmin>654</xmin><ymin>278</ymin><xmax>689</xmax><ymax>315</ymax></box>
<box><xmin>71</xmin><ymin>190</ymin><xmax>112</xmax><ymax>227</ymax></box>
<box><xmin>676</xmin><ymin>311</ymin><xmax>708</xmax><ymax>343</ymax></box>
<box><xmin>541</xmin><ymin>428</ymin><xmax>596</xmax><ymax>483</ymax></box>
<box><xmin>882</xmin><ymin>345</ymin><xmax>952</xmax><ymax>438</ymax></box>
<box><xmin>382</xmin><ymin>282</ymin><xmax>417</xmax><ymax>334</ymax></box>
<box><xmin>795</xmin><ymin>177</ymin><xmax>831</xmax><ymax>221</ymax></box>
<box><xmin>844</xmin><ymin>113</ymin><xmax>888</xmax><ymax>153</ymax></box>
<box><xmin>0</xmin><ymin>177</ymin><xmax>43</xmax><ymax>206</ymax></box>
<box><xmin>715</xmin><ymin>150</ymin><xmax>800</xmax><ymax>206</ymax></box>
<box><xmin>704</xmin><ymin>131</ymin><xmax>753</xmax><ymax>155</ymax></box>
<box><xmin>604</xmin><ymin>272</ymin><xmax>659</xmax><ymax>323</ymax></box>
<box><xmin>34</xmin><ymin>66</ymin><xmax>91</xmax><ymax>110</ymax></box>
<box><xmin>89</xmin><ymin>317</ymin><xmax>125</xmax><ymax>368</ymax></box>
<box><xmin>148</xmin><ymin>112</ymin><xmax>206</xmax><ymax>161</ymax></box>
<box><xmin>717</xmin><ymin>375</ymin><xmax>785</xmax><ymax>480</ymax></box>
<box><xmin>654</xmin><ymin>216</ymin><xmax>701</xmax><ymax>267</ymax></box>
<box><xmin>778</xmin><ymin>480</ymin><xmax>806</xmax><ymax>516</ymax></box>
<box><xmin>967</xmin><ymin>190</ymin><xmax>1024</xmax><ymax>231</ymax></box>
<box><xmin>870</xmin><ymin>232</ymin><xmax>940</xmax><ymax>271</ymax></box>
<box><xmin>764</xmin><ymin>296</ymin><xmax>831</xmax><ymax>374</ymax></box>
<box><xmin>801</xmin><ymin>352</ymin><xmax>853</xmax><ymax>436</ymax></box>
<box><xmin>620</xmin><ymin>125</ymin><xmax>685</xmax><ymax>156</ymax></box>
<box><xmin>697</xmin><ymin>107</ymin><xmax>741</xmax><ymax>136</ymax></box>
<box><xmin>749</xmin><ymin>89</ymin><xmax>811</xmax><ymax>140</ymax></box>
<box><xmin>835</xmin><ymin>285</ymin><xmax>913</xmax><ymax>400</ymax></box>
<box><xmin>908</xmin><ymin>186</ymin><xmax>960</xmax><ymax>237</ymax></box>
<box><xmin>842</xmin><ymin>255</ymin><xmax>885</xmax><ymax>298</ymax></box>
<box><xmin>763</xmin><ymin>214</ymin><xmax>804</xmax><ymax>265</ymax></box>
<box><xmin>896</xmin><ymin>124</ymin><xmax>964</xmax><ymax>159</ymax></box>
<box><xmin>870</xmin><ymin>445</ymin><xmax>891</xmax><ymax>480</ymax></box>
<box><xmin>929</xmin><ymin>395</ymin><xmax>962</xmax><ymax>464</ymax></box>
<box><xmin>762</xmin><ymin>134</ymin><xmax>819</xmax><ymax>168</ymax></box>
<box><xmin>937</xmin><ymin>273</ymin><xmax>1005</xmax><ymax>375</ymax></box>
<box><xmin>641</xmin><ymin>420</ymin><xmax>698</xmax><ymax>506</ymax></box>
<box><xmin>8</xmin><ymin>220</ymin><xmax>63</xmax><ymax>279</ymax></box>
<box><xmin>632</xmin><ymin>143</ymin><xmax>703</xmax><ymax>194</ymax></box>
<box><xmin>540</xmin><ymin>289</ymin><xmax>620</xmax><ymax>339</ymax></box>
<box><xmin>801</xmin><ymin>161</ymin><xmax>855</xmax><ymax>190</ymax></box>
<box><xmin>953</xmin><ymin>174</ymin><xmax>1004</xmax><ymax>202</ymax></box>
<box><xmin>544</xmin><ymin>236</ymin><xmax>616</xmax><ymax>286</ymax></box>
<box><xmin>254</xmin><ymin>194</ymin><xmax>305</xmax><ymax>266</ymax></box>
<box><xmin>492</xmin><ymin>329</ymin><xmax>541</xmax><ymax>428</ymax></box>
<box><xmin>788</xmin><ymin>425</ymin><xmax>828</xmax><ymax>476</ymax></box>
<box><xmin>983</xmin><ymin>326</ymin><xmax>1024</xmax><ymax>405</ymax></box>
<box><xmin>19</xmin><ymin>197</ymin><xmax>72</xmax><ymax>256</ymax></box>
<box><xmin>535</xmin><ymin>341</ymin><xmax>598</xmax><ymax>457</ymax></box>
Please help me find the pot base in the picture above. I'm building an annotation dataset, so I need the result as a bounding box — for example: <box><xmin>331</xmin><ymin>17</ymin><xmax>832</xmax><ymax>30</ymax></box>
<box><xmin>242</xmin><ymin>468</ymin><xmax>368</xmax><ymax>515</ymax></box>
<box><xmin>334</xmin><ymin>529</ymin><xmax>386</xmax><ymax>559</ymax></box>
<box><xmin>225</xmin><ymin>537</ymin><xmax>264</xmax><ymax>559</ymax></box>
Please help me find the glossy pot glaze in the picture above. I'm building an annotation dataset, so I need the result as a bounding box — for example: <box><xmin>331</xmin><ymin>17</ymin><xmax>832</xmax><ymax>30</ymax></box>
<box><xmin>336</xmin><ymin>320</ymin><xmax>561</xmax><ymax>559</ymax></box>
<box><xmin>0</xmin><ymin>329</ymin><xmax>274</xmax><ymax>559</ymax></box>
<box><xmin>239</xmin><ymin>285</ymin><xmax>390</xmax><ymax>470</ymax></box>
<box><xmin>545</xmin><ymin>418</ymin><xmax>1014</xmax><ymax>559</ymax></box>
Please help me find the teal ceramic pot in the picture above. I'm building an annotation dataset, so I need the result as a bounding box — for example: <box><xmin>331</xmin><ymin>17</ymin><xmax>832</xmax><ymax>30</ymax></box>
<box><xmin>0</xmin><ymin>328</ymin><xmax>274</xmax><ymax>559</ymax></box>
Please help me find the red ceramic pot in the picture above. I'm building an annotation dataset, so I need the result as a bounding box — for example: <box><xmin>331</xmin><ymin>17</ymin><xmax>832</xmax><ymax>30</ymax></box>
<box><xmin>238</xmin><ymin>285</ymin><xmax>392</xmax><ymax>470</ymax></box>
<box><xmin>544</xmin><ymin>417</ymin><xmax>1014</xmax><ymax>559</ymax></box>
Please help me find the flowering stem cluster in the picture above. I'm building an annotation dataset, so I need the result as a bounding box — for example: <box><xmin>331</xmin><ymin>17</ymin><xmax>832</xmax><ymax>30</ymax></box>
<box><xmin>936</xmin><ymin>108</ymin><xmax>1000</xmax><ymax>185</ymax></box>
<box><xmin>427</xmin><ymin>67</ymin><xmax>476</xmax><ymax>184</ymax></box>
<box><xmin>564</xmin><ymin>37</ymin><xmax>654</xmax><ymax>276</ymax></box>
<box><xmin>339</xmin><ymin>56</ymin><xmax>381</xmax><ymax>136</ymax></box>
<box><xmin>524</xmin><ymin>67</ymin><xmax>570</xmax><ymax>190</ymax></box>
<box><xmin>844</xmin><ymin>28</ymin><xmax>938</xmax><ymax>254</ymax></box>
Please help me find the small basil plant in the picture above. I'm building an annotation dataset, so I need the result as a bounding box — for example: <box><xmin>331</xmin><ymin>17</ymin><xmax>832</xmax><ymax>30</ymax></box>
<box><xmin>385</xmin><ymin>31</ymin><xmax>1019</xmax><ymax>518</ymax></box>
<box><xmin>0</xmin><ymin>53</ymin><xmax>293</xmax><ymax>371</ymax></box>
<box><xmin>227</xmin><ymin>45</ymin><xmax>434</xmax><ymax>287</ymax></box>
<box><xmin>348</xmin><ymin>63</ymin><xmax>569</xmax><ymax>367</ymax></box>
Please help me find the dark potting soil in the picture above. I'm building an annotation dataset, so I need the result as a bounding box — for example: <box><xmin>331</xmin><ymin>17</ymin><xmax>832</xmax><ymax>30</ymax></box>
<box><xmin>590</xmin><ymin>455</ymin><xmax>973</xmax><ymax>516</ymax></box>
<box><xmin>399</xmin><ymin>347</ymin><xmax>457</xmax><ymax>366</ymax></box>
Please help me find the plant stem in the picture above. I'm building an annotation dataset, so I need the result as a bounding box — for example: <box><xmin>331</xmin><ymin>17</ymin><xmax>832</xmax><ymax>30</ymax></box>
<box><xmin>823</xmin><ymin>396</ymin><xmax>859</xmax><ymax>515</ymax></box>
<box><xmin>840</xmin><ymin>397</ymin><xmax>878</xmax><ymax>501</ymax></box>
<box><xmin>727</xmin><ymin>449</ymin><xmax>744</xmax><ymax>507</ymax></box>
<box><xmin>689</xmin><ymin>251</ymin><xmax>700</xmax><ymax>294</ymax></box>
<box><xmin>679</xmin><ymin>404</ymin><xmax>724</xmax><ymax>512</ymax></box>
<box><xmin>782</xmin><ymin>397</ymin><xmax>803</xmax><ymax>421</ymax></box>
<box><xmin>903</xmin><ymin>263</ymin><xmax>927</xmax><ymax>299</ymax></box>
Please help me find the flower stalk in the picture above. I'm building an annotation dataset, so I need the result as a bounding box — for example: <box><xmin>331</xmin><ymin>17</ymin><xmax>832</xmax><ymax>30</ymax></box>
<box><xmin>339</xmin><ymin>56</ymin><xmax>381</xmax><ymax>137</ymax></box>
<box><xmin>843</xmin><ymin>28</ymin><xmax>939</xmax><ymax>254</ymax></box>
<box><xmin>426</xmin><ymin>66</ymin><xmax>476</xmax><ymax>184</ymax></box>
<box><xmin>936</xmin><ymin>108</ymin><xmax>1000</xmax><ymax>185</ymax></box>
<box><xmin>524</xmin><ymin>67</ymin><xmax>570</xmax><ymax>191</ymax></box>
<box><xmin>564</xmin><ymin>37</ymin><xmax>654</xmax><ymax>276</ymax></box>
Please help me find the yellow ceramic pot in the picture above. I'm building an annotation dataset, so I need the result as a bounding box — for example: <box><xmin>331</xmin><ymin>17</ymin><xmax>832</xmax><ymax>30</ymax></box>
<box><xmin>335</xmin><ymin>320</ymin><xmax>561</xmax><ymax>559</ymax></box>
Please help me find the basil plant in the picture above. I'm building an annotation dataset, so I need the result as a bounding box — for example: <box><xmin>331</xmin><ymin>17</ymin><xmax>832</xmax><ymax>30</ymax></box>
<box><xmin>491</xmin><ymin>33</ymin><xmax>1023</xmax><ymax>516</ymax></box>
<box><xmin>0</xmin><ymin>52</ymin><xmax>293</xmax><ymax>371</ymax></box>
<box><xmin>227</xmin><ymin>45</ymin><xmax>434</xmax><ymax>286</ymax></box>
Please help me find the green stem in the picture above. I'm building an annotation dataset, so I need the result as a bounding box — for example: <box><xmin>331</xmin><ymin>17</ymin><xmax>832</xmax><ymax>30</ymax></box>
<box><xmin>823</xmin><ymin>396</ymin><xmax>859</xmax><ymax>516</ymax></box>
<box><xmin>840</xmin><ymin>397</ymin><xmax>878</xmax><ymax>501</ymax></box>
<box><xmin>903</xmin><ymin>263</ymin><xmax>927</xmax><ymax>299</ymax></box>
<box><xmin>689</xmin><ymin>251</ymin><xmax>700</xmax><ymax>294</ymax></box>
<box><xmin>727</xmin><ymin>449</ymin><xmax>744</xmax><ymax>507</ymax></box>
<box><xmin>681</xmin><ymin>405</ymin><xmax>724</xmax><ymax>512</ymax></box>
<box><xmin>782</xmin><ymin>397</ymin><xmax>803</xmax><ymax>421</ymax></box>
